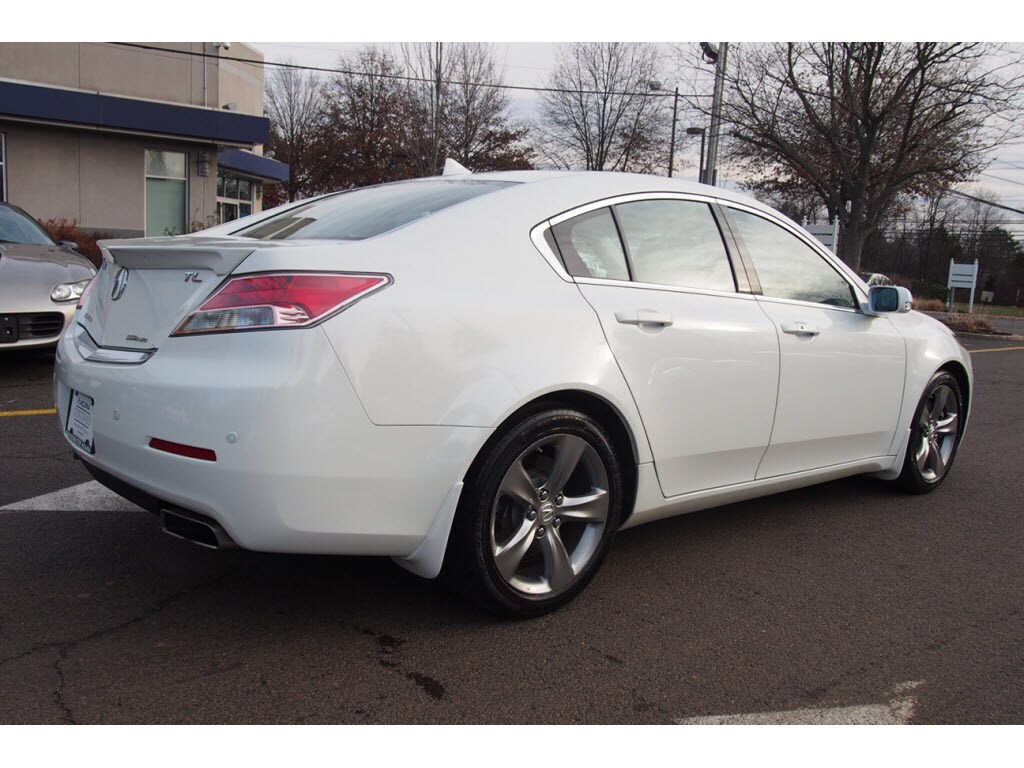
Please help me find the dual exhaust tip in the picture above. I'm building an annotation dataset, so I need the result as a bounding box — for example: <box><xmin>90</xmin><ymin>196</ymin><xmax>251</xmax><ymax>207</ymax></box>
<box><xmin>161</xmin><ymin>507</ymin><xmax>237</xmax><ymax>550</ymax></box>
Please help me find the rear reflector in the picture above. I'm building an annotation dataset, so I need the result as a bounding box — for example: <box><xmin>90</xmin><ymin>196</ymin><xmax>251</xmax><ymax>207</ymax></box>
<box><xmin>149</xmin><ymin>438</ymin><xmax>217</xmax><ymax>462</ymax></box>
<box><xmin>174</xmin><ymin>272</ymin><xmax>389</xmax><ymax>335</ymax></box>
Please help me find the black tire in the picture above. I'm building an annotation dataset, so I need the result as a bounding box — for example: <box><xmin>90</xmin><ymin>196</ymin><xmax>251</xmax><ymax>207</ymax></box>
<box><xmin>894</xmin><ymin>371</ymin><xmax>964</xmax><ymax>494</ymax></box>
<box><xmin>443</xmin><ymin>407</ymin><xmax>624</xmax><ymax>617</ymax></box>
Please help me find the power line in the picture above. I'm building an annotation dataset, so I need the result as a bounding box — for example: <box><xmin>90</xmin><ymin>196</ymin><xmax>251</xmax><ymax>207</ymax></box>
<box><xmin>109</xmin><ymin>42</ymin><xmax>709</xmax><ymax>100</ymax></box>
<box><xmin>980</xmin><ymin>171</ymin><xmax>1024</xmax><ymax>187</ymax></box>
<box><xmin>950</xmin><ymin>189</ymin><xmax>1024</xmax><ymax>215</ymax></box>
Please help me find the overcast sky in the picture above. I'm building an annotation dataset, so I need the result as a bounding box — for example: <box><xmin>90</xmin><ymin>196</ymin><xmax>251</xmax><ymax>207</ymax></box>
<box><xmin>250</xmin><ymin>41</ymin><xmax>1024</xmax><ymax>237</ymax></box>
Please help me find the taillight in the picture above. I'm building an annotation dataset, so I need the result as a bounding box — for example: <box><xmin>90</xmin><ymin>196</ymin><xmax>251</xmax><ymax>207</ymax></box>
<box><xmin>173</xmin><ymin>272</ymin><xmax>389</xmax><ymax>336</ymax></box>
<box><xmin>76</xmin><ymin>276</ymin><xmax>96</xmax><ymax>309</ymax></box>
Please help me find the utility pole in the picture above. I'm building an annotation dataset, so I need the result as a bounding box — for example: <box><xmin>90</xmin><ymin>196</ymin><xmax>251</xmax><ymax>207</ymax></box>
<box><xmin>668</xmin><ymin>87</ymin><xmax>679</xmax><ymax>178</ymax></box>
<box><xmin>433</xmin><ymin>42</ymin><xmax>443</xmax><ymax>176</ymax></box>
<box><xmin>702</xmin><ymin>42</ymin><xmax>729</xmax><ymax>186</ymax></box>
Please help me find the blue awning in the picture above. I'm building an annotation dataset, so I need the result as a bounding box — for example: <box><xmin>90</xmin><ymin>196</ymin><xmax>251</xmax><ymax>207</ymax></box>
<box><xmin>0</xmin><ymin>79</ymin><xmax>269</xmax><ymax>146</ymax></box>
<box><xmin>218</xmin><ymin>149</ymin><xmax>290</xmax><ymax>182</ymax></box>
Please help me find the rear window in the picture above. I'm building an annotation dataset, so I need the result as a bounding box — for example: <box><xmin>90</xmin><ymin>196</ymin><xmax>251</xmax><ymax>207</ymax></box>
<box><xmin>232</xmin><ymin>179</ymin><xmax>516</xmax><ymax>241</ymax></box>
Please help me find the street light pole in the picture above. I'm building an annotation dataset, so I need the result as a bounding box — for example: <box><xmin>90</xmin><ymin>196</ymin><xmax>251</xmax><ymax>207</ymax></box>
<box><xmin>703</xmin><ymin>41</ymin><xmax>729</xmax><ymax>187</ymax></box>
<box><xmin>686</xmin><ymin>127</ymin><xmax>706</xmax><ymax>184</ymax></box>
<box><xmin>667</xmin><ymin>87</ymin><xmax>679</xmax><ymax>178</ymax></box>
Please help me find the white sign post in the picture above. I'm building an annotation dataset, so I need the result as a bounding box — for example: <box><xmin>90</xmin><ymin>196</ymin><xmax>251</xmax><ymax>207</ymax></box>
<box><xmin>947</xmin><ymin>259</ymin><xmax>979</xmax><ymax>313</ymax></box>
<box><xmin>805</xmin><ymin>222</ymin><xmax>840</xmax><ymax>254</ymax></box>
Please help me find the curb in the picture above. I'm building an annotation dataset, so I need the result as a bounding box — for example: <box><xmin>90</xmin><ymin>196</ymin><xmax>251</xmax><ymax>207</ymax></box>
<box><xmin>954</xmin><ymin>331</ymin><xmax>1024</xmax><ymax>342</ymax></box>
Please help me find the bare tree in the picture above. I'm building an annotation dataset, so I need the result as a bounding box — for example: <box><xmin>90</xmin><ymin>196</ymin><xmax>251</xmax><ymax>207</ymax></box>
<box><xmin>443</xmin><ymin>43</ymin><xmax>532</xmax><ymax>171</ymax></box>
<box><xmin>402</xmin><ymin>42</ymin><xmax>531</xmax><ymax>175</ymax></box>
<box><xmin>402</xmin><ymin>42</ymin><xmax>455</xmax><ymax>176</ymax></box>
<box><xmin>538</xmin><ymin>42</ymin><xmax>668</xmax><ymax>172</ymax></box>
<box><xmin>705</xmin><ymin>43</ymin><xmax>1024</xmax><ymax>270</ymax></box>
<box><xmin>263</xmin><ymin>61</ymin><xmax>327</xmax><ymax>202</ymax></box>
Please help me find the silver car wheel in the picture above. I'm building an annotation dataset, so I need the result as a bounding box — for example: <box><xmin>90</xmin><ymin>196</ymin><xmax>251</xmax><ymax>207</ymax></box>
<box><xmin>914</xmin><ymin>382</ymin><xmax>960</xmax><ymax>482</ymax></box>
<box><xmin>489</xmin><ymin>433</ymin><xmax>609</xmax><ymax>596</ymax></box>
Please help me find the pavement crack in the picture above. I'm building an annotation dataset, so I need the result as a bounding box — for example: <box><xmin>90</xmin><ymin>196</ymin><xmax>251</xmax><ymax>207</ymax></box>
<box><xmin>1</xmin><ymin>574</ymin><xmax>227</xmax><ymax>722</ymax></box>
<box><xmin>52</xmin><ymin>645</ymin><xmax>76</xmax><ymax>724</ymax></box>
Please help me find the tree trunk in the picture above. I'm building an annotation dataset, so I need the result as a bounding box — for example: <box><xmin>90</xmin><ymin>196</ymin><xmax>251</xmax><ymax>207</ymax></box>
<box><xmin>837</xmin><ymin>220</ymin><xmax>868</xmax><ymax>273</ymax></box>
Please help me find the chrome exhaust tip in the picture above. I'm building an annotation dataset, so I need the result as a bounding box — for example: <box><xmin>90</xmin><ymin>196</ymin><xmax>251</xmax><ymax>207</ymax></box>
<box><xmin>161</xmin><ymin>507</ymin><xmax>237</xmax><ymax>550</ymax></box>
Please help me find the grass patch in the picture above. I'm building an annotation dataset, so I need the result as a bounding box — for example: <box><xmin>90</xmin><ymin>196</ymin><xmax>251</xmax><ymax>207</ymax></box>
<box><xmin>950</xmin><ymin>302</ymin><xmax>1024</xmax><ymax>318</ymax></box>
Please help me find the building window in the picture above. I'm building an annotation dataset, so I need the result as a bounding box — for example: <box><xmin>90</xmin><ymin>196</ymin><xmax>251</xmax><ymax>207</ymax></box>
<box><xmin>0</xmin><ymin>133</ymin><xmax>7</xmax><ymax>202</ymax></box>
<box><xmin>145</xmin><ymin>150</ymin><xmax>187</xmax><ymax>236</ymax></box>
<box><xmin>217</xmin><ymin>171</ymin><xmax>254</xmax><ymax>224</ymax></box>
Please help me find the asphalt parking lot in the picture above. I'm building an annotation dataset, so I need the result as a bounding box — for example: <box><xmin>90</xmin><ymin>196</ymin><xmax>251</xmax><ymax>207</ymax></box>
<box><xmin>1</xmin><ymin>338</ymin><xmax>1022</xmax><ymax>724</ymax></box>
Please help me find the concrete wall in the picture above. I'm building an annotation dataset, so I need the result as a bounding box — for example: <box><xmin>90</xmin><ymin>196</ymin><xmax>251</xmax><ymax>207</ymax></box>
<box><xmin>1</xmin><ymin>121</ymin><xmax>218</xmax><ymax>236</ymax></box>
<box><xmin>0</xmin><ymin>43</ymin><xmax>264</xmax><ymax>116</ymax></box>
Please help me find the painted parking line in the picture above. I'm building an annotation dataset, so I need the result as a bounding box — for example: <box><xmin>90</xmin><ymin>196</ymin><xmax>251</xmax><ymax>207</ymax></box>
<box><xmin>969</xmin><ymin>345</ymin><xmax>1024</xmax><ymax>354</ymax></box>
<box><xmin>676</xmin><ymin>681</ymin><xmax>922</xmax><ymax>725</ymax></box>
<box><xmin>0</xmin><ymin>408</ymin><xmax>57</xmax><ymax>417</ymax></box>
<box><xmin>0</xmin><ymin>481</ymin><xmax>141</xmax><ymax>512</ymax></box>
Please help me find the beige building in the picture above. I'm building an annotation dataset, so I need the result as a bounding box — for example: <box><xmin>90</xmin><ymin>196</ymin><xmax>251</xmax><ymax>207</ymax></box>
<box><xmin>0</xmin><ymin>42</ymin><xmax>288</xmax><ymax>237</ymax></box>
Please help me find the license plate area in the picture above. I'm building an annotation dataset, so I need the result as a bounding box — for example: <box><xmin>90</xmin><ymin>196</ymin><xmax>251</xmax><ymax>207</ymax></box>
<box><xmin>66</xmin><ymin>390</ymin><xmax>95</xmax><ymax>454</ymax></box>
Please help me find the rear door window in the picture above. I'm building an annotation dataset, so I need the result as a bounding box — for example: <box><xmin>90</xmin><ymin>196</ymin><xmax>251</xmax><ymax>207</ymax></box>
<box><xmin>614</xmin><ymin>199</ymin><xmax>735</xmax><ymax>292</ymax></box>
<box><xmin>551</xmin><ymin>208</ymin><xmax>630</xmax><ymax>281</ymax></box>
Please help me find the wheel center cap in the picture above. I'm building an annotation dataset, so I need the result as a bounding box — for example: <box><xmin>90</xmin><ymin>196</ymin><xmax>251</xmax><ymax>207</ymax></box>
<box><xmin>539</xmin><ymin>502</ymin><xmax>555</xmax><ymax>525</ymax></box>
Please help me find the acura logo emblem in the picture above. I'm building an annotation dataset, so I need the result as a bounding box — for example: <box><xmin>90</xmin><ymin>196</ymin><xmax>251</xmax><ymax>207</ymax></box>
<box><xmin>111</xmin><ymin>268</ymin><xmax>129</xmax><ymax>301</ymax></box>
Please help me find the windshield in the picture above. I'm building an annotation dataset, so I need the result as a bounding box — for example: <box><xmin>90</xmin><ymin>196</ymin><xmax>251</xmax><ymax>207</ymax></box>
<box><xmin>232</xmin><ymin>179</ymin><xmax>516</xmax><ymax>241</ymax></box>
<box><xmin>0</xmin><ymin>205</ymin><xmax>56</xmax><ymax>246</ymax></box>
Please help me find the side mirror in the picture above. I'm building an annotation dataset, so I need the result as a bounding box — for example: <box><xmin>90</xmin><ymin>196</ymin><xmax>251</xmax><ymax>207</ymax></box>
<box><xmin>867</xmin><ymin>285</ymin><xmax>912</xmax><ymax>314</ymax></box>
<box><xmin>60</xmin><ymin>240</ymin><xmax>80</xmax><ymax>252</ymax></box>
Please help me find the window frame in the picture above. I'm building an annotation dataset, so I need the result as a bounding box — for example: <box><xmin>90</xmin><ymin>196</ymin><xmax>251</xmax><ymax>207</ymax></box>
<box><xmin>216</xmin><ymin>170</ymin><xmax>255</xmax><ymax>225</ymax></box>
<box><xmin>719</xmin><ymin>202</ymin><xmax>868</xmax><ymax>313</ymax></box>
<box><xmin>0</xmin><ymin>133</ymin><xmax>7</xmax><ymax>203</ymax></box>
<box><xmin>531</xmin><ymin>191</ymin><xmax>752</xmax><ymax>298</ymax></box>
<box><xmin>144</xmin><ymin>149</ymin><xmax>189</xmax><ymax>237</ymax></box>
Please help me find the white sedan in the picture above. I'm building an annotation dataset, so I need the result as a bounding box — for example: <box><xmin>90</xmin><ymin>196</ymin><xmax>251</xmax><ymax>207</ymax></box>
<box><xmin>54</xmin><ymin>170</ymin><xmax>971</xmax><ymax>615</ymax></box>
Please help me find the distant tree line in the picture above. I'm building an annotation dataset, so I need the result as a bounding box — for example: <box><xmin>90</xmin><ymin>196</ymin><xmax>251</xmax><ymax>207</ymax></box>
<box><xmin>263</xmin><ymin>41</ymin><xmax>1024</xmax><ymax>303</ymax></box>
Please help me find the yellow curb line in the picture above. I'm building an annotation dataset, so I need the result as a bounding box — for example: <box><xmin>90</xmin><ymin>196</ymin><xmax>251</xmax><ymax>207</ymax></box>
<box><xmin>969</xmin><ymin>346</ymin><xmax>1024</xmax><ymax>354</ymax></box>
<box><xmin>0</xmin><ymin>408</ymin><xmax>57</xmax><ymax>418</ymax></box>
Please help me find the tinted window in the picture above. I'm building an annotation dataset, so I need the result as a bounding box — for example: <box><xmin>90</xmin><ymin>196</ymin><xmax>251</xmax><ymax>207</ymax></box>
<box><xmin>615</xmin><ymin>200</ymin><xmax>734</xmax><ymax>291</ymax></box>
<box><xmin>233</xmin><ymin>180</ymin><xmax>515</xmax><ymax>241</ymax></box>
<box><xmin>551</xmin><ymin>208</ymin><xmax>630</xmax><ymax>281</ymax></box>
<box><xmin>0</xmin><ymin>204</ymin><xmax>55</xmax><ymax>246</ymax></box>
<box><xmin>730</xmin><ymin>209</ymin><xmax>855</xmax><ymax>308</ymax></box>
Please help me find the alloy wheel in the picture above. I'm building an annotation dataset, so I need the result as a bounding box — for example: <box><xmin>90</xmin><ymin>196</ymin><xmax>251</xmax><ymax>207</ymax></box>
<box><xmin>914</xmin><ymin>382</ymin><xmax>959</xmax><ymax>482</ymax></box>
<box><xmin>489</xmin><ymin>433</ymin><xmax>609</xmax><ymax>595</ymax></box>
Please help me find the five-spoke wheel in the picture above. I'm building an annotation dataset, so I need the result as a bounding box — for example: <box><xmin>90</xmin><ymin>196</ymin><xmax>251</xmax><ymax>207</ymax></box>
<box><xmin>445</xmin><ymin>408</ymin><xmax>623</xmax><ymax>615</ymax></box>
<box><xmin>896</xmin><ymin>371</ymin><xmax>964</xmax><ymax>493</ymax></box>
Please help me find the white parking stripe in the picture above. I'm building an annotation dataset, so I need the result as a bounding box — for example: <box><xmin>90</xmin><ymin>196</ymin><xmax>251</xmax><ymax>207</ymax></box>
<box><xmin>676</xmin><ymin>681</ymin><xmax>922</xmax><ymax>725</ymax></box>
<box><xmin>0</xmin><ymin>481</ymin><xmax>142</xmax><ymax>512</ymax></box>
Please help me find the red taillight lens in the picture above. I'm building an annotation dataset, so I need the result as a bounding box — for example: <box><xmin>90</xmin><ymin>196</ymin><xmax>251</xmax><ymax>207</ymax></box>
<box><xmin>76</xmin><ymin>276</ymin><xmax>96</xmax><ymax>309</ymax></box>
<box><xmin>173</xmin><ymin>272</ymin><xmax>389</xmax><ymax>336</ymax></box>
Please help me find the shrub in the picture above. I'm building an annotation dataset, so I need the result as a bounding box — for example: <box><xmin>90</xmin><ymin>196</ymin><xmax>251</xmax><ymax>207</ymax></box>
<box><xmin>936</xmin><ymin>312</ymin><xmax>997</xmax><ymax>335</ymax></box>
<box><xmin>38</xmin><ymin>218</ymin><xmax>117</xmax><ymax>269</ymax></box>
<box><xmin>912</xmin><ymin>298</ymin><xmax>947</xmax><ymax>312</ymax></box>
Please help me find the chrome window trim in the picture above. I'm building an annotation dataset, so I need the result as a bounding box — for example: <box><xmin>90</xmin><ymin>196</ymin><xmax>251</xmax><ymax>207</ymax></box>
<box><xmin>752</xmin><ymin>294</ymin><xmax>862</xmax><ymax>315</ymax></box>
<box><xmin>529</xmin><ymin>222</ymin><xmax>573</xmax><ymax>282</ymax></box>
<box><xmin>533</xmin><ymin>191</ymin><xmax>747</xmax><ymax>293</ymax></box>
<box><xmin>574</xmin><ymin>276</ymin><xmax>758</xmax><ymax>302</ymax></box>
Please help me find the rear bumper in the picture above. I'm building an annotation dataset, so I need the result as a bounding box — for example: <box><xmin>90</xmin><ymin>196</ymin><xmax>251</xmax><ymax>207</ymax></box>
<box><xmin>54</xmin><ymin>325</ymin><xmax>489</xmax><ymax>556</ymax></box>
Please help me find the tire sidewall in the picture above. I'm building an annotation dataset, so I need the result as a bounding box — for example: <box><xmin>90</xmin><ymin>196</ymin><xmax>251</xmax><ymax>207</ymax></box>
<box><xmin>901</xmin><ymin>371</ymin><xmax>964</xmax><ymax>493</ymax></box>
<box><xmin>456</xmin><ymin>408</ymin><xmax>623</xmax><ymax>616</ymax></box>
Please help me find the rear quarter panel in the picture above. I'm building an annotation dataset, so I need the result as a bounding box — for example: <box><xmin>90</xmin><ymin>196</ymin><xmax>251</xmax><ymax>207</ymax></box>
<box><xmin>231</xmin><ymin>182</ymin><xmax>655</xmax><ymax>464</ymax></box>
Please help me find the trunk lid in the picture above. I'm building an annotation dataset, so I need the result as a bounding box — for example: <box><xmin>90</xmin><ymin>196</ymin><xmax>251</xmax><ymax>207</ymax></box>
<box><xmin>80</xmin><ymin>238</ymin><xmax>257</xmax><ymax>349</ymax></box>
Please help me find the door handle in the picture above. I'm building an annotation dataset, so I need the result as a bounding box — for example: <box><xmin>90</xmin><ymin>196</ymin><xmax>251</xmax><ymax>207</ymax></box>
<box><xmin>780</xmin><ymin>321</ymin><xmax>820</xmax><ymax>336</ymax></box>
<box><xmin>615</xmin><ymin>310</ymin><xmax>673</xmax><ymax>328</ymax></box>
